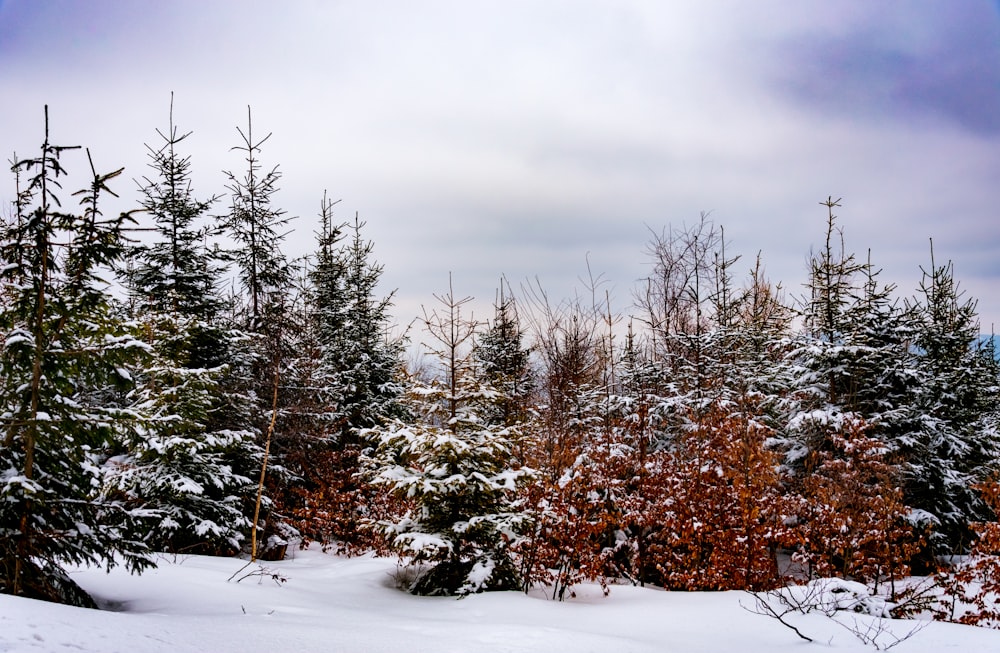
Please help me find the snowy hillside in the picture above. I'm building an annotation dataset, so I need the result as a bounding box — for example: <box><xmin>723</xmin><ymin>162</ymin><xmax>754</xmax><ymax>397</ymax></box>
<box><xmin>2</xmin><ymin>549</ymin><xmax>999</xmax><ymax>653</ymax></box>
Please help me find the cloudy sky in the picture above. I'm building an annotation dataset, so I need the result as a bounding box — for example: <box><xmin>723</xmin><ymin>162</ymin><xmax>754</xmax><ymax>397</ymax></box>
<box><xmin>1</xmin><ymin>0</ymin><xmax>999</xmax><ymax>333</ymax></box>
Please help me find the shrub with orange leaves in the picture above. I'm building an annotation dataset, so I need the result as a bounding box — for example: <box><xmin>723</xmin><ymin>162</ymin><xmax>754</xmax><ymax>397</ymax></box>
<box><xmin>641</xmin><ymin>401</ymin><xmax>790</xmax><ymax>591</ymax></box>
<box><xmin>274</xmin><ymin>446</ymin><xmax>404</xmax><ymax>556</ymax></box>
<box><xmin>787</xmin><ymin>417</ymin><xmax>922</xmax><ymax>597</ymax></box>
<box><xmin>515</xmin><ymin>453</ymin><xmax>621</xmax><ymax>600</ymax></box>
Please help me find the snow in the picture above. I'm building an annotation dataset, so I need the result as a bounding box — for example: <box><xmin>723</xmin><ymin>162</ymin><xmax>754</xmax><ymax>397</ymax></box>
<box><xmin>2</xmin><ymin>548</ymin><xmax>1000</xmax><ymax>653</ymax></box>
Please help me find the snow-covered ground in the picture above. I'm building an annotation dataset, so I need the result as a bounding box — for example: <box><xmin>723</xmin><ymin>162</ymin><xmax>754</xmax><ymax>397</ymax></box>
<box><xmin>2</xmin><ymin>548</ymin><xmax>999</xmax><ymax>652</ymax></box>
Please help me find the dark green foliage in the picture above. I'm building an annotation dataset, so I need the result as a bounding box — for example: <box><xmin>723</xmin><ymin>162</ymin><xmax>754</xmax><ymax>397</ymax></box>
<box><xmin>110</xmin><ymin>100</ymin><xmax>264</xmax><ymax>556</ymax></box>
<box><xmin>222</xmin><ymin>107</ymin><xmax>292</xmax><ymax>331</ymax></box>
<box><xmin>782</xmin><ymin>199</ymin><xmax>916</xmax><ymax>473</ymax></box>
<box><xmin>129</xmin><ymin>95</ymin><xmax>222</xmax><ymax>320</ymax></box>
<box><xmin>288</xmin><ymin>198</ymin><xmax>405</xmax><ymax>445</ymax></box>
<box><xmin>363</xmin><ymin>281</ymin><xmax>533</xmax><ymax>595</ymax></box>
<box><xmin>320</xmin><ymin>213</ymin><xmax>406</xmax><ymax>441</ymax></box>
<box><xmin>218</xmin><ymin>110</ymin><xmax>293</xmax><ymax>552</ymax></box>
<box><xmin>106</xmin><ymin>315</ymin><xmax>258</xmax><ymax>555</ymax></box>
<box><xmin>0</xmin><ymin>109</ymin><xmax>152</xmax><ymax>602</ymax></box>
<box><xmin>904</xmin><ymin>249</ymin><xmax>1000</xmax><ymax>551</ymax></box>
<box><xmin>476</xmin><ymin>282</ymin><xmax>533</xmax><ymax>428</ymax></box>
<box><xmin>273</xmin><ymin>198</ymin><xmax>405</xmax><ymax>549</ymax></box>
<box><xmin>4</xmin><ymin>96</ymin><xmax>1000</xmax><ymax>606</ymax></box>
<box><xmin>365</xmin><ymin>394</ymin><xmax>533</xmax><ymax>596</ymax></box>
<box><xmin>781</xmin><ymin>202</ymin><xmax>999</xmax><ymax>556</ymax></box>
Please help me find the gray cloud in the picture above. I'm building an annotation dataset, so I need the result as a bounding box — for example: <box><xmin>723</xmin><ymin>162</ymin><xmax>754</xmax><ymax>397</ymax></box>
<box><xmin>1</xmin><ymin>0</ymin><xmax>999</xmax><ymax>332</ymax></box>
<box><xmin>768</xmin><ymin>2</ymin><xmax>1000</xmax><ymax>135</ymax></box>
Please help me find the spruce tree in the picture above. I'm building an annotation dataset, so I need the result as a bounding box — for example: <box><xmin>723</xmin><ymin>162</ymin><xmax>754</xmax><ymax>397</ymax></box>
<box><xmin>781</xmin><ymin>199</ymin><xmax>913</xmax><ymax>472</ymax></box>
<box><xmin>276</xmin><ymin>193</ymin><xmax>344</xmax><ymax>452</ymax></box>
<box><xmin>222</xmin><ymin>107</ymin><xmax>292</xmax><ymax>332</ymax></box>
<box><xmin>217</xmin><ymin>106</ymin><xmax>313</xmax><ymax>550</ymax></box>
<box><xmin>325</xmin><ymin>214</ymin><xmax>405</xmax><ymax>440</ymax></box>
<box><xmin>475</xmin><ymin>281</ymin><xmax>533</xmax><ymax>430</ymax></box>
<box><xmin>108</xmin><ymin>101</ymin><xmax>261</xmax><ymax>555</ymax></box>
<box><xmin>218</xmin><ymin>109</ymin><xmax>295</xmax><ymax>553</ymax></box>
<box><xmin>0</xmin><ymin>109</ymin><xmax>152</xmax><ymax>603</ymax></box>
<box><xmin>363</xmin><ymin>278</ymin><xmax>532</xmax><ymax>595</ymax></box>
<box><xmin>789</xmin><ymin>198</ymin><xmax>866</xmax><ymax>429</ymax></box>
<box><xmin>130</xmin><ymin>94</ymin><xmax>221</xmax><ymax>319</ymax></box>
<box><xmin>275</xmin><ymin>199</ymin><xmax>405</xmax><ymax>547</ymax></box>
<box><xmin>905</xmin><ymin>246</ymin><xmax>1000</xmax><ymax>551</ymax></box>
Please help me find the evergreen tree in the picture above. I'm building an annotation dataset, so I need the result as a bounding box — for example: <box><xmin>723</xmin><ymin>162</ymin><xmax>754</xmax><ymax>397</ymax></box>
<box><xmin>218</xmin><ymin>109</ymin><xmax>295</xmax><ymax>552</ymax></box>
<box><xmin>108</xmin><ymin>102</ymin><xmax>261</xmax><ymax>555</ymax></box>
<box><xmin>129</xmin><ymin>94</ymin><xmax>221</xmax><ymax>319</ymax></box>
<box><xmin>222</xmin><ymin>107</ymin><xmax>292</xmax><ymax>332</ymax></box>
<box><xmin>275</xmin><ymin>198</ymin><xmax>405</xmax><ymax>548</ymax></box>
<box><xmin>781</xmin><ymin>199</ymin><xmax>914</xmax><ymax>473</ymax></box>
<box><xmin>778</xmin><ymin>199</ymin><xmax>942</xmax><ymax>576</ymax></box>
<box><xmin>905</xmin><ymin>246</ymin><xmax>1000</xmax><ymax>551</ymax></box>
<box><xmin>106</xmin><ymin>317</ymin><xmax>258</xmax><ymax>555</ymax></box>
<box><xmin>273</xmin><ymin>194</ymin><xmax>343</xmax><ymax>456</ymax></box>
<box><xmin>730</xmin><ymin>255</ymin><xmax>795</xmax><ymax>427</ymax></box>
<box><xmin>0</xmin><ymin>109</ymin><xmax>151</xmax><ymax>603</ymax></box>
<box><xmin>785</xmin><ymin>198</ymin><xmax>866</xmax><ymax>456</ymax></box>
<box><xmin>363</xmin><ymin>279</ymin><xmax>532</xmax><ymax>595</ymax></box>
<box><xmin>215</xmin><ymin>106</ymin><xmax>302</xmax><ymax>554</ymax></box>
<box><xmin>268</xmin><ymin>260</ymin><xmax>339</xmax><ymax>545</ymax></box>
<box><xmin>325</xmin><ymin>213</ymin><xmax>405</xmax><ymax>440</ymax></box>
<box><xmin>475</xmin><ymin>280</ymin><xmax>533</xmax><ymax>430</ymax></box>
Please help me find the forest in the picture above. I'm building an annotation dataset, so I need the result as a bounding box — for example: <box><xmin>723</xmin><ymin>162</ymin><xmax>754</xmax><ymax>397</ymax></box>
<box><xmin>1</xmin><ymin>103</ymin><xmax>999</xmax><ymax>629</ymax></box>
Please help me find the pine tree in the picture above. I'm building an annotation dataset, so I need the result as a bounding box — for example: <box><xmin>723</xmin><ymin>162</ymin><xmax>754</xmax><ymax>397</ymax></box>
<box><xmin>0</xmin><ymin>108</ymin><xmax>152</xmax><ymax>603</ymax></box>
<box><xmin>778</xmin><ymin>200</ymin><xmax>948</xmax><ymax>576</ymax></box>
<box><xmin>731</xmin><ymin>255</ymin><xmax>794</xmax><ymax>433</ymax></box>
<box><xmin>327</xmin><ymin>214</ymin><xmax>406</xmax><ymax>440</ymax></box>
<box><xmin>783</xmin><ymin>198</ymin><xmax>866</xmax><ymax>469</ymax></box>
<box><xmin>129</xmin><ymin>93</ymin><xmax>221</xmax><ymax>319</ymax></box>
<box><xmin>475</xmin><ymin>281</ymin><xmax>533</xmax><ymax>431</ymax></box>
<box><xmin>781</xmin><ymin>199</ymin><xmax>914</xmax><ymax>474</ymax></box>
<box><xmin>216</xmin><ymin>109</ymin><xmax>297</xmax><ymax>552</ymax></box>
<box><xmin>905</xmin><ymin>245</ymin><xmax>1000</xmax><ymax>552</ymax></box>
<box><xmin>363</xmin><ymin>278</ymin><xmax>533</xmax><ymax>595</ymax></box>
<box><xmin>108</xmin><ymin>101</ymin><xmax>261</xmax><ymax>555</ymax></box>
<box><xmin>222</xmin><ymin>107</ymin><xmax>292</xmax><ymax>332</ymax></box>
<box><xmin>106</xmin><ymin>318</ymin><xmax>258</xmax><ymax>555</ymax></box>
<box><xmin>272</xmin><ymin>194</ymin><xmax>344</xmax><ymax>459</ymax></box>
<box><xmin>275</xmin><ymin>198</ymin><xmax>405</xmax><ymax>548</ymax></box>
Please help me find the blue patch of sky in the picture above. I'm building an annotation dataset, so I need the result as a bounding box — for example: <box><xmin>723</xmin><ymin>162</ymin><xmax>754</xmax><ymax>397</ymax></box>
<box><xmin>770</xmin><ymin>5</ymin><xmax>1000</xmax><ymax>135</ymax></box>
